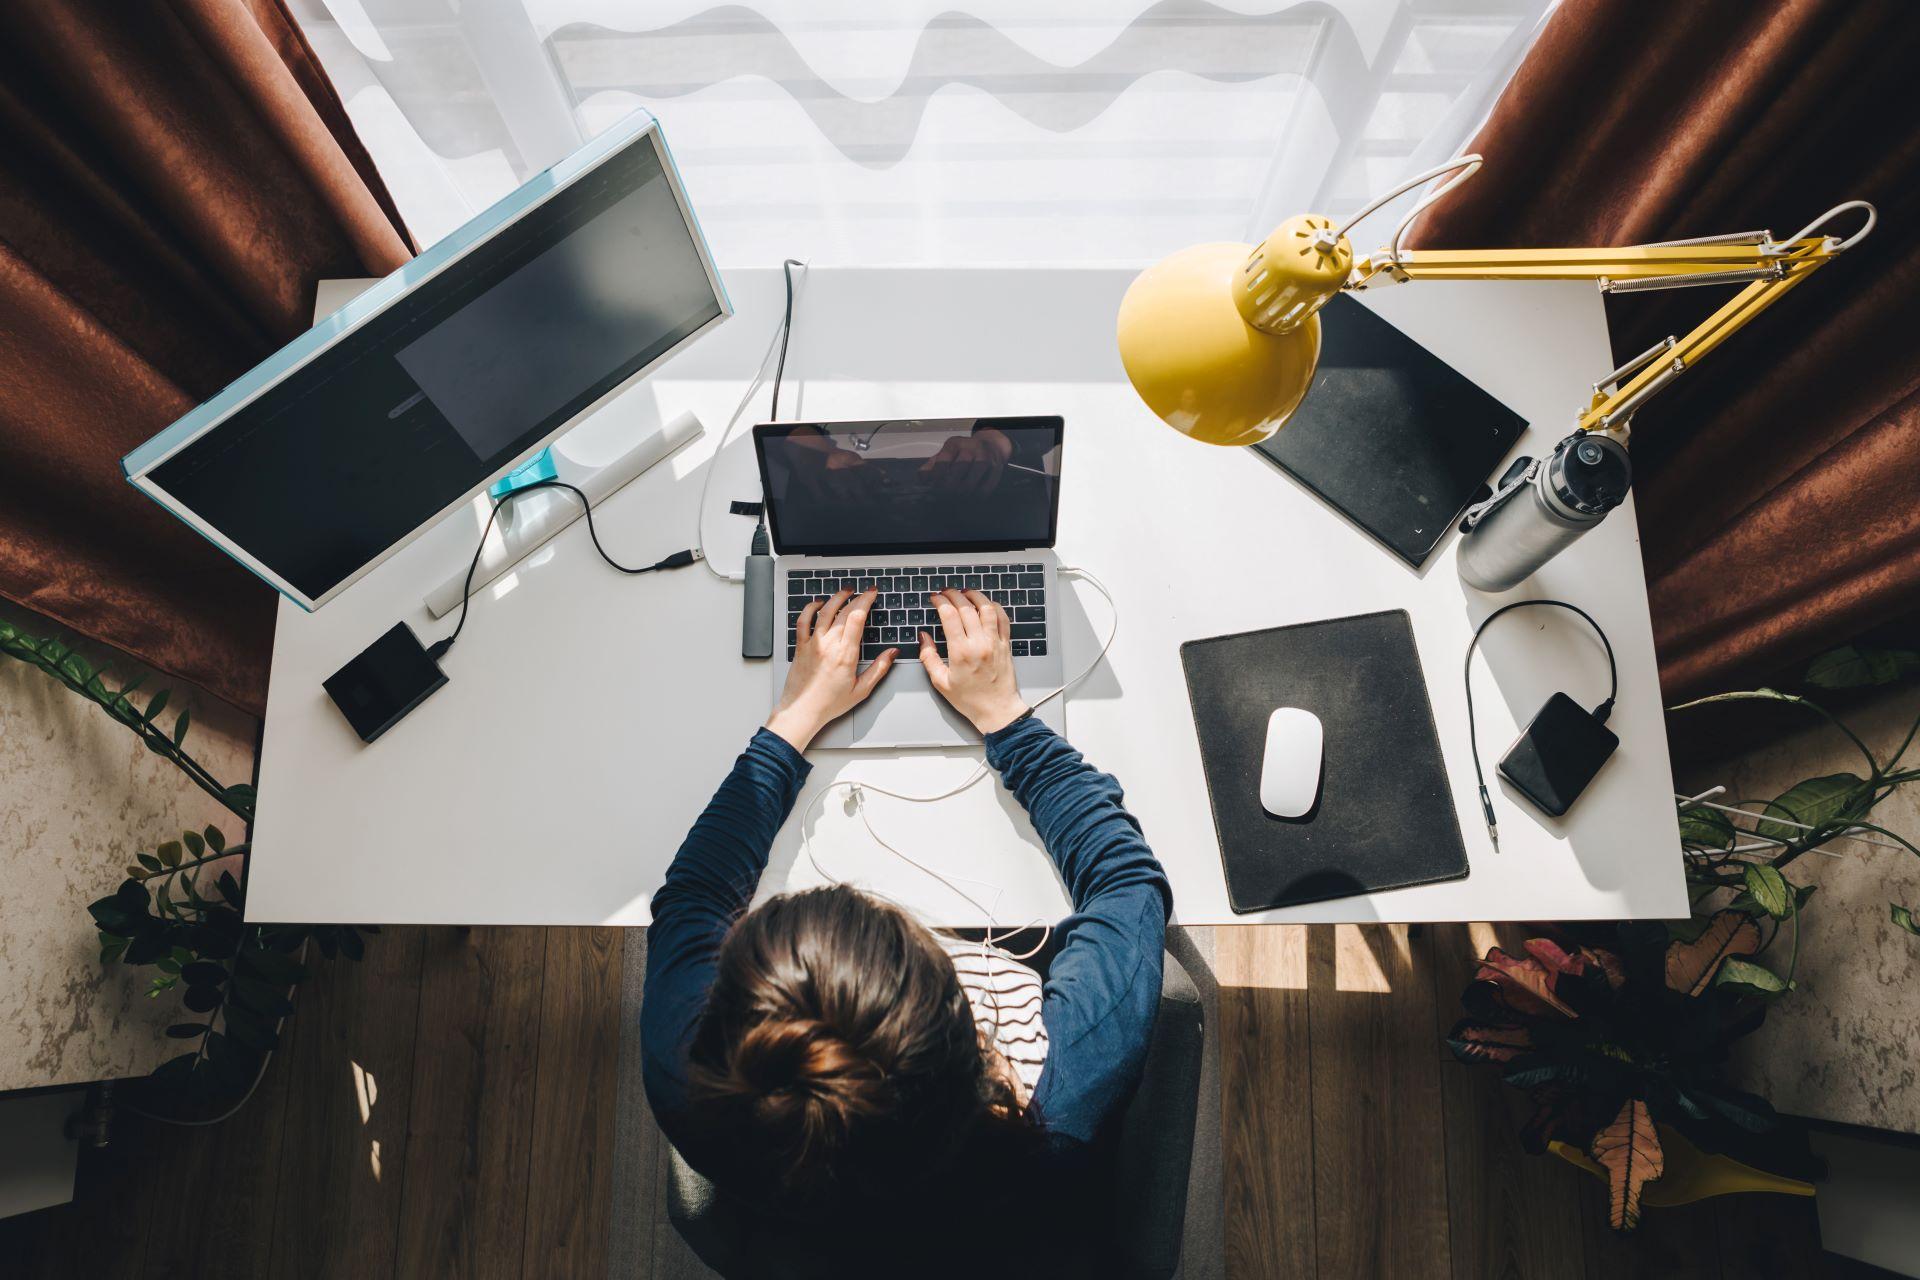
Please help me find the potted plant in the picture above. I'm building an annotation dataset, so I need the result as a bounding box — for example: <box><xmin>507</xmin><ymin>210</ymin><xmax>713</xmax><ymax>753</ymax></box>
<box><xmin>1446</xmin><ymin>641</ymin><xmax>1920</xmax><ymax>1230</ymax></box>
<box><xmin>1446</xmin><ymin>919</ymin><xmax>1818</xmax><ymax>1230</ymax></box>
<box><xmin>1</xmin><ymin>618</ymin><xmax>371</xmax><ymax>1119</ymax></box>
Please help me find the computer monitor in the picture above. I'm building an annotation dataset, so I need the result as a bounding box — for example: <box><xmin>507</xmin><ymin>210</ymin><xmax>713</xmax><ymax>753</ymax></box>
<box><xmin>122</xmin><ymin>110</ymin><xmax>729</xmax><ymax>611</ymax></box>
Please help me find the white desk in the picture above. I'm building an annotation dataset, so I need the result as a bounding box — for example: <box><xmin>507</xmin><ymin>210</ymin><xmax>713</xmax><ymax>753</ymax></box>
<box><xmin>249</xmin><ymin>266</ymin><xmax>1686</xmax><ymax>927</ymax></box>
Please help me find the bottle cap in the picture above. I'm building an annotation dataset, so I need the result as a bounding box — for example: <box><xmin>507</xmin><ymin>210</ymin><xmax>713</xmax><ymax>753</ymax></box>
<box><xmin>1549</xmin><ymin>434</ymin><xmax>1631</xmax><ymax>516</ymax></box>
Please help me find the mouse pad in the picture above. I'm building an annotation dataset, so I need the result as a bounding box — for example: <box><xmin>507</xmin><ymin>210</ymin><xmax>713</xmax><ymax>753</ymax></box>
<box><xmin>1180</xmin><ymin>610</ymin><xmax>1468</xmax><ymax>912</ymax></box>
<box><xmin>1251</xmin><ymin>293</ymin><xmax>1528</xmax><ymax>567</ymax></box>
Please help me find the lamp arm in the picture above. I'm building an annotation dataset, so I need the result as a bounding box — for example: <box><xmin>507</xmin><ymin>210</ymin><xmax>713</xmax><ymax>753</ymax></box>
<box><xmin>1345</xmin><ymin>200</ymin><xmax>1873</xmax><ymax>432</ymax></box>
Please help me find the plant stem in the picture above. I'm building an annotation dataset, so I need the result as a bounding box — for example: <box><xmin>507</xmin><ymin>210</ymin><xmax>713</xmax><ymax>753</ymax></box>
<box><xmin>1669</xmin><ymin>689</ymin><xmax>1881</xmax><ymax>777</ymax></box>
<box><xmin>140</xmin><ymin>846</ymin><xmax>250</xmax><ymax>884</ymax></box>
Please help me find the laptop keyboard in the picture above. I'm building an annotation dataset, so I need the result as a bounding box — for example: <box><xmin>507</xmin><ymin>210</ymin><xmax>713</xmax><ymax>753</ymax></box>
<box><xmin>786</xmin><ymin>564</ymin><xmax>1049</xmax><ymax>662</ymax></box>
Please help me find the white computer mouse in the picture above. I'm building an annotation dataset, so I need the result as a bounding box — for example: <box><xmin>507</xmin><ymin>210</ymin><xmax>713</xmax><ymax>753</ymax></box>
<box><xmin>1259</xmin><ymin>707</ymin><xmax>1324</xmax><ymax>818</ymax></box>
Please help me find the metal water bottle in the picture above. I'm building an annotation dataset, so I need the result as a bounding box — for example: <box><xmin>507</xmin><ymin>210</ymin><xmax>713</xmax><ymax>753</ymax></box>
<box><xmin>1458</xmin><ymin>432</ymin><xmax>1631</xmax><ymax>592</ymax></box>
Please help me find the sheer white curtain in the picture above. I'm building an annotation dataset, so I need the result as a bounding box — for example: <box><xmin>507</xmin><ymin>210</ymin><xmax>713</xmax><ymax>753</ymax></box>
<box><xmin>290</xmin><ymin>0</ymin><xmax>1551</xmax><ymax>264</ymax></box>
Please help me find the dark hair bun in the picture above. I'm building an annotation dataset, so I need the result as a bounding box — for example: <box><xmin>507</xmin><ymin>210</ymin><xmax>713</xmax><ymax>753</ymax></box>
<box><xmin>684</xmin><ymin>886</ymin><xmax>1023</xmax><ymax>1210</ymax></box>
<box><xmin>732</xmin><ymin>1018</ymin><xmax>886</xmax><ymax>1134</ymax></box>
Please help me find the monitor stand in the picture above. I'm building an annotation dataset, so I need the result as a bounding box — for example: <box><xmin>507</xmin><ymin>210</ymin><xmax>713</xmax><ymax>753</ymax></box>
<box><xmin>423</xmin><ymin>385</ymin><xmax>704</xmax><ymax>618</ymax></box>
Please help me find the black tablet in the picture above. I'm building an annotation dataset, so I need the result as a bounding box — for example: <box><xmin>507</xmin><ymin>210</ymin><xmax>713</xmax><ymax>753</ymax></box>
<box><xmin>1252</xmin><ymin>294</ymin><xmax>1527</xmax><ymax>567</ymax></box>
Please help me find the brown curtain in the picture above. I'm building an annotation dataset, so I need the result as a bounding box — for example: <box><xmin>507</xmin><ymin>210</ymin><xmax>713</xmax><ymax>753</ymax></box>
<box><xmin>1410</xmin><ymin>0</ymin><xmax>1920</xmax><ymax>708</ymax></box>
<box><xmin>0</xmin><ymin>0</ymin><xmax>413</xmax><ymax>716</ymax></box>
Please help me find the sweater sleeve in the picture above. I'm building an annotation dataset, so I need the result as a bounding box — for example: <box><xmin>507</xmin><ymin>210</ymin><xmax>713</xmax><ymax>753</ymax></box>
<box><xmin>641</xmin><ymin>729</ymin><xmax>810</xmax><ymax>1119</ymax></box>
<box><xmin>984</xmin><ymin>716</ymin><xmax>1171</xmax><ymax>1144</ymax></box>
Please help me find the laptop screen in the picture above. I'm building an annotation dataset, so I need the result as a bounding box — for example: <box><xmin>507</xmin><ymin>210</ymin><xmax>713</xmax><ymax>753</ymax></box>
<box><xmin>755</xmin><ymin>417</ymin><xmax>1063</xmax><ymax>556</ymax></box>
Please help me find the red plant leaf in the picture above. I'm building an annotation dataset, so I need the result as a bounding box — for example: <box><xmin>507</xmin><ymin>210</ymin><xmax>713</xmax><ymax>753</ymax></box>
<box><xmin>1475</xmin><ymin>947</ymin><xmax>1576</xmax><ymax>1017</ymax></box>
<box><xmin>1446</xmin><ymin>1022</ymin><xmax>1533</xmax><ymax>1063</ymax></box>
<box><xmin>1524</xmin><ymin>937</ymin><xmax>1587</xmax><ymax>975</ymax></box>
<box><xmin>1665</xmin><ymin>910</ymin><xmax>1763</xmax><ymax>996</ymax></box>
<box><xmin>1588</xmin><ymin>947</ymin><xmax>1627</xmax><ymax>990</ymax></box>
<box><xmin>1589</xmin><ymin>1099</ymin><xmax>1665</xmax><ymax>1232</ymax></box>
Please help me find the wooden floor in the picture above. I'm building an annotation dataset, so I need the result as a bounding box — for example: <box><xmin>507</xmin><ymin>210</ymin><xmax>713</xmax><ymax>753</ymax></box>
<box><xmin>1</xmin><ymin>923</ymin><xmax>1847</xmax><ymax>1279</ymax></box>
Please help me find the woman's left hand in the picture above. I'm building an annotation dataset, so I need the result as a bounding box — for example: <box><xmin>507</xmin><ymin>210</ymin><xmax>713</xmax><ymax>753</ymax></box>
<box><xmin>765</xmin><ymin>587</ymin><xmax>897</xmax><ymax>751</ymax></box>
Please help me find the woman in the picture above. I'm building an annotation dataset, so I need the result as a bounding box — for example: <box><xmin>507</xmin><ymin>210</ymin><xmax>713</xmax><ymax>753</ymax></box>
<box><xmin>641</xmin><ymin>585</ymin><xmax>1170</xmax><ymax>1267</ymax></box>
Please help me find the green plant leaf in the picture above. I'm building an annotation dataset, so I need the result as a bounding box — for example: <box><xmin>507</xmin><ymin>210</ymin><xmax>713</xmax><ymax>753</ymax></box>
<box><xmin>1729</xmin><ymin>879</ymin><xmax>1816</xmax><ymax>919</ymax></box>
<box><xmin>230</xmin><ymin>975</ymin><xmax>296</xmax><ymax>1018</ymax></box>
<box><xmin>137</xmin><ymin>853</ymin><xmax>163</xmax><ymax>873</ymax></box>
<box><xmin>172</xmin><ymin>708</ymin><xmax>191</xmax><ymax>746</ymax></box>
<box><xmin>144</xmin><ymin>688</ymin><xmax>170</xmax><ymax>722</ymax></box>
<box><xmin>1677</xmin><ymin>806</ymin><xmax>1735</xmax><ymax>849</ymax></box>
<box><xmin>204</xmin><ymin>825</ymin><xmax>225</xmax><ymax>854</ymax></box>
<box><xmin>216</xmin><ymin>870</ymin><xmax>243</xmax><ymax>908</ymax></box>
<box><xmin>182</xmin><ymin>983</ymin><xmax>225</xmax><ymax>1014</ymax></box>
<box><xmin>180</xmin><ymin>960</ymin><xmax>228</xmax><ymax>987</ymax></box>
<box><xmin>125</xmin><ymin>931</ymin><xmax>170</xmax><ymax>965</ymax></box>
<box><xmin>1715</xmin><ymin>958</ymin><xmax>1792</xmax><ymax>999</ymax></box>
<box><xmin>237</xmin><ymin>945</ymin><xmax>307</xmax><ymax>986</ymax></box>
<box><xmin>1805</xmin><ymin>645</ymin><xmax>1920</xmax><ymax>689</ymax></box>
<box><xmin>1742</xmin><ymin>864</ymin><xmax>1794</xmax><ymax>919</ymax></box>
<box><xmin>165</xmin><ymin>1023</ymin><xmax>208</xmax><ymax>1039</ymax></box>
<box><xmin>157</xmin><ymin>840</ymin><xmax>183</xmax><ymax>868</ymax></box>
<box><xmin>181</xmin><ymin>830</ymin><xmax>204</xmax><ymax>859</ymax></box>
<box><xmin>1755</xmin><ymin>774</ymin><xmax>1869</xmax><ymax>844</ymax></box>
<box><xmin>1893</xmin><ymin>904</ymin><xmax>1920</xmax><ymax>936</ymax></box>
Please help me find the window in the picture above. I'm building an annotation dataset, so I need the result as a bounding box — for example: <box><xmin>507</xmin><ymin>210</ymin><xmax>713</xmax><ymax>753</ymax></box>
<box><xmin>294</xmin><ymin>0</ymin><xmax>1551</xmax><ymax>262</ymax></box>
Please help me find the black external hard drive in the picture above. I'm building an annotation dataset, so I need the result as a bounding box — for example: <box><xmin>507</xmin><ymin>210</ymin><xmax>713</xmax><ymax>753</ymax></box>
<box><xmin>322</xmin><ymin>622</ymin><xmax>448</xmax><ymax>743</ymax></box>
<box><xmin>1497</xmin><ymin>691</ymin><xmax>1619</xmax><ymax>818</ymax></box>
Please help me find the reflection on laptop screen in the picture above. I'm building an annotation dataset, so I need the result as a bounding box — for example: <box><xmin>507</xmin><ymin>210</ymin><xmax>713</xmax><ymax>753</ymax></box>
<box><xmin>758</xmin><ymin>417</ymin><xmax>1063</xmax><ymax>555</ymax></box>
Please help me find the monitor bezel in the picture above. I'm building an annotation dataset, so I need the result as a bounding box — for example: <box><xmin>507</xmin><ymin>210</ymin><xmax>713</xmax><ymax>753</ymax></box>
<box><xmin>753</xmin><ymin>416</ymin><xmax>1065</xmax><ymax>558</ymax></box>
<box><xmin>122</xmin><ymin>110</ymin><xmax>731</xmax><ymax>613</ymax></box>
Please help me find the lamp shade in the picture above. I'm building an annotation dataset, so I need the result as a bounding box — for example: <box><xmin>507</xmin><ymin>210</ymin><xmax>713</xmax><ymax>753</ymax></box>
<box><xmin>1117</xmin><ymin>218</ymin><xmax>1351</xmax><ymax>446</ymax></box>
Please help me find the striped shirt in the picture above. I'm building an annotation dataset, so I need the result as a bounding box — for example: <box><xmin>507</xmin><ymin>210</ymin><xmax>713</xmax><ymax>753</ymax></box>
<box><xmin>939</xmin><ymin>934</ymin><xmax>1049</xmax><ymax>1096</ymax></box>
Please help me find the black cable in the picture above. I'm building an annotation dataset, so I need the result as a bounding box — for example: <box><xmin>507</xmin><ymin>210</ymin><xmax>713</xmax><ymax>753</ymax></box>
<box><xmin>429</xmin><ymin>478</ymin><xmax>698</xmax><ymax>661</ymax></box>
<box><xmin>1463</xmin><ymin>598</ymin><xmax>1618</xmax><ymax>850</ymax></box>
<box><xmin>769</xmin><ymin>258</ymin><xmax>804</xmax><ymax>422</ymax></box>
<box><xmin>751</xmin><ymin>257</ymin><xmax>805</xmax><ymax>558</ymax></box>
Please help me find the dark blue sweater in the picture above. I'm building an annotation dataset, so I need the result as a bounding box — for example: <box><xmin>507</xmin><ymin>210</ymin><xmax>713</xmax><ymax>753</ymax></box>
<box><xmin>641</xmin><ymin>717</ymin><xmax>1172</xmax><ymax>1179</ymax></box>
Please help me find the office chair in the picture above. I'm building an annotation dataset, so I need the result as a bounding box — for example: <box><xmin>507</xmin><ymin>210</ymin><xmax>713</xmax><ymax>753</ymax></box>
<box><xmin>665</xmin><ymin>947</ymin><xmax>1205</xmax><ymax>1279</ymax></box>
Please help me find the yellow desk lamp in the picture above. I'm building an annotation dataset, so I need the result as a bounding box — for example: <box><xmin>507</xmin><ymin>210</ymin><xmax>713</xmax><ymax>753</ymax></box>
<box><xmin>1118</xmin><ymin>156</ymin><xmax>1876</xmax><ymax>450</ymax></box>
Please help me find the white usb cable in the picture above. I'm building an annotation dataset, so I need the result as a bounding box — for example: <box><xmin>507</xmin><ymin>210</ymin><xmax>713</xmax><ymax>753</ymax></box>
<box><xmin>798</xmin><ymin>565</ymin><xmax>1119</xmax><ymax>955</ymax></box>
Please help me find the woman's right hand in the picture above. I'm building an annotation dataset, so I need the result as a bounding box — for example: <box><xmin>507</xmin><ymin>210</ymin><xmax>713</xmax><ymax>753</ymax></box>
<box><xmin>766</xmin><ymin>588</ymin><xmax>897</xmax><ymax>751</ymax></box>
<box><xmin>919</xmin><ymin>588</ymin><xmax>1029</xmax><ymax>735</ymax></box>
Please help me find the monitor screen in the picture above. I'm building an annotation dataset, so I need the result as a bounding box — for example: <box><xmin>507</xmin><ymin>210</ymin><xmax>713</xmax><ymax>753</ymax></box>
<box><xmin>756</xmin><ymin>417</ymin><xmax>1063</xmax><ymax>555</ymax></box>
<box><xmin>142</xmin><ymin>120</ymin><xmax>724</xmax><ymax>605</ymax></box>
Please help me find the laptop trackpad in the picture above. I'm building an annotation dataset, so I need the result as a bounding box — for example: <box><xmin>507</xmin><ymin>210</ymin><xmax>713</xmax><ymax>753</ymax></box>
<box><xmin>853</xmin><ymin>663</ymin><xmax>974</xmax><ymax>747</ymax></box>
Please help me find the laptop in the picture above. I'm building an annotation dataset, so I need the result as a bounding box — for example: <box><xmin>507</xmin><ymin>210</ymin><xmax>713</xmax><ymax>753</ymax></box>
<box><xmin>755</xmin><ymin>416</ymin><xmax>1068</xmax><ymax>749</ymax></box>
